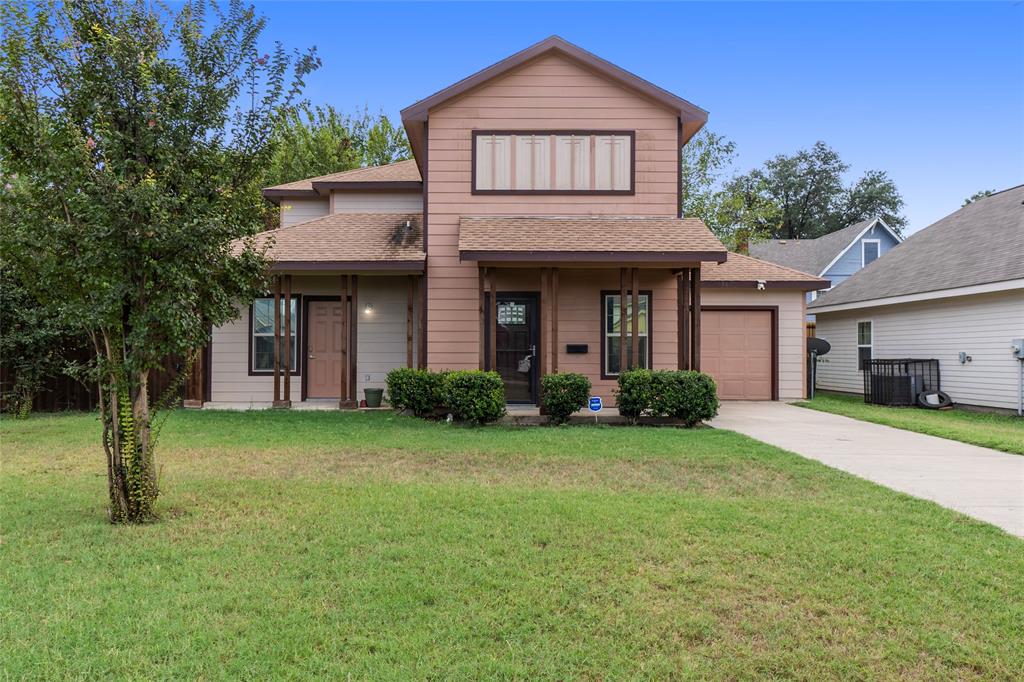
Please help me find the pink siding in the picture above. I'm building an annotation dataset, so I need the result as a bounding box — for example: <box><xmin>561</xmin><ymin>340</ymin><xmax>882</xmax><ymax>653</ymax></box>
<box><xmin>425</xmin><ymin>53</ymin><xmax>680</xmax><ymax>372</ymax></box>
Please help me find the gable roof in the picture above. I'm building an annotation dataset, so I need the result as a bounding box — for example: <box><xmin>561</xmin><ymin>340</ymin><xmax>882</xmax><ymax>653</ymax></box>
<box><xmin>238</xmin><ymin>213</ymin><xmax>425</xmax><ymax>270</ymax></box>
<box><xmin>702</xmin><ymin>252</ymin><xmax>830</xmax><ymax>290</ymax></box>
<box><xmin>262</xmin><ymin>160</ymin><xmax>421</xmax><ymax>203</ymax></box>
<box><xmin>748</xmin><ymin>217</ymin><xmax>900</xmax><ymax>277</ymax></box>
<box><xmin>458</xmin><ymin>215</ymin><xmax>726</xmax><ymax>263</ymax></box>
<box><xmin>810</xmin><ymin>185</ymin><xmax>1024</xmax><ymax>310</ymax></box>
<box><xmin>400</xmin><ymin>36</ymin><xmax>708</xmax><ymax>168</ymax></box>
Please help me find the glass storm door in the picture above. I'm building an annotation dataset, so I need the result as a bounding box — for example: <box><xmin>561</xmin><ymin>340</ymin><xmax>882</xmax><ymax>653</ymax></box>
<box><xmin>493</xmin><ymin>294</ymin><xmax>539</xmax><ymax>404</ymax></box>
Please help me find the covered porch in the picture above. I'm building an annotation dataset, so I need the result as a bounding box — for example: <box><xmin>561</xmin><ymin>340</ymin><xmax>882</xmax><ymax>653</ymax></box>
<box><xmin>188</xmin><ymin>212</ymin><xmax>425</xmax><ymax>409</ymax></box>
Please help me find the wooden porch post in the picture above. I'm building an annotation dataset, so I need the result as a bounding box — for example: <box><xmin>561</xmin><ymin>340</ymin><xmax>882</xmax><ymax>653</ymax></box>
<box><xmin>407</xmin><ymin>274</ymin><xmax>415</xmax><ymax>368</ymax></box>
<box><xmin>340</xmin><ymin>274</ymin><xmax>352</xmax><ymax>408</ymax></box>
<box><xmin>478</xmin><ymin>267</ymin><xmax>486</xmax><ymax>370</ymax></box>
<box><xmin>619</xmin><ymin>268</ymin><xmax>627</xmax><ymax>373</ymax></box>
<box><xmin>678</xmin><ymin>269</ymin><xmax>690</xmax><ymax>370</ymax></box>
<box><xmin>550</xmin><ymin>268</ymin><xmax>559</xmax><ymax>374</ymax></box>
<box><xmin>540</xmin><ymin>267</ymin><xmax>549</xmax><ymax>378</ymax></box>
<box><xmin>273</xmin><ymin>275</ymin><xmax>281</xmax><ymax>405</ymax></box>
<box><xmin>691</xmin><ymin>266</ymin><xmax>702</xmax><ymax>371</ymax></box>
<box><xmin>350</xmin><ymin>275</ymin><xmax>358</xmax><ymax>403</ymax></box>
<box><xmin>281</xmin><ymin>274</ymin><xmax>292</xmax><ymax>407</ymax></box>
<box><xmin>489</xmin><ymin>268</ymin><xmax>497</xmax><ymax>372</ymax></box>
<box><xmin>631</xmin><ymin>267</ymin><xmax>640</xmax><ymax>370</ymax></box>
<box><xmin>417</xmin><ymin>274</ymin><xmax>426</xmax><ymax>369</ymax></box>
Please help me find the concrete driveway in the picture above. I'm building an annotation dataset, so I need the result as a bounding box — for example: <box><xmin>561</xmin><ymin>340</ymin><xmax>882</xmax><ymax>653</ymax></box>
<box><xmin>711</xmin><ymin>402</ymin><xmax>1024</xmax><ymax>537</ymax></box>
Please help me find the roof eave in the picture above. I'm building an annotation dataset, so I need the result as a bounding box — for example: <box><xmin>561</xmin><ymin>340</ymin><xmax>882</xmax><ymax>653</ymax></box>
<box><xmin>310</xmin><ymin>180</ymin><xmax>423</xmax><ymax>196</ymax></box>
<box><xmin>460</xmin><ymin>249</ymin><xmax>727</xmax><ymax>264</ymax></box>
<box><xmin>269</xmin><ymin>259</ymin><xmax>426</xmax><ymax>272</ymax></box>
<box><xmin>702</xmin><ymin>279</ymin><xmax>829</xmax><ymax>291</ymax></box>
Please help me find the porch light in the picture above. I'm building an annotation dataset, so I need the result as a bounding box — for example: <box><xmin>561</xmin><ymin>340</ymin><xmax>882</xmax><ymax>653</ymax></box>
<box><xmin>364</xmin><ymin>303</ymin><xmax>374</xmax><ymax>315</ymax></box>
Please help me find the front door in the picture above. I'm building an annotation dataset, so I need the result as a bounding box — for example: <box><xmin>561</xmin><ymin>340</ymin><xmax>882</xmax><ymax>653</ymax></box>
<box><xmin>307</xmin><ymin>300</ymin><xmax>343</xmax><ymax>398</ymax></box>
<box><xmin>494</xmin><ymin>294</ymin><xmax>539</xmax><ymax>404</ymax></box>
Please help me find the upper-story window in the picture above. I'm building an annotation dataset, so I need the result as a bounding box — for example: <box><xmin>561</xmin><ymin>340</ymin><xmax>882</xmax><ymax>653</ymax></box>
<box><xmin>473</xmin><ymin>131</ymin><xmax>634</xmax><ymax>194</ymax></box>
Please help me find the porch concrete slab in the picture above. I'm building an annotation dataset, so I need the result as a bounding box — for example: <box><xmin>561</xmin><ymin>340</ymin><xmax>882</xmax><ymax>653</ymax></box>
<box><xmin>711</xmin><ymin>401</ymin><xmax>1024</xmax><ymax>537</ymax></box>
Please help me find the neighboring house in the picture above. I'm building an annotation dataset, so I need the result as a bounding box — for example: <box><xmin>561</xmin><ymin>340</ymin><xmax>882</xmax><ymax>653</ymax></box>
<box><xmin>809</xmin><ymin>185</ymin><xmax>1024</xmax><ymax>412</ymax></box>
<box><xmin>186</xmin><ymin>36</ymin><xmax>828</xmax><ymax>409</ymax></box>
<box><xmin>750</xmin><ymin>217</ymin><xmax>903</xmax><ymax>317</ymax></box>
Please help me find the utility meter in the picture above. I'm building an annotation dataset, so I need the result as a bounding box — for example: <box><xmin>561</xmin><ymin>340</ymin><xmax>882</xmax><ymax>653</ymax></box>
<box><xmin>1012</xmin><ymin>339</ymin><xmax>1024</xmax><ymax>360</ymax></box>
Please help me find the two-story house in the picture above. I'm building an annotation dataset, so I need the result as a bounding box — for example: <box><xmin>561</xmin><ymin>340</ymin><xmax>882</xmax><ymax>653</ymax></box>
<box><xmin>186</xmin><ymin>37</ymin><xmax>827</xmax><ymax>409</ymax></box>
<box><xmin>750</xmin><ymin>217</ymin><xmax>903</xmax><ymax>319</ymax></box>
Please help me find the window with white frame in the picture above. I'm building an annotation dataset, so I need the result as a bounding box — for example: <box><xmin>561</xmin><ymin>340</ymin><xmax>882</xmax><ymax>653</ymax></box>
<box><xmin>857</xmin><ymin>320</ymin><xmax>873</xmax><ymax>371</ymax></box>
<box><xmin>604</xmin><ymin>293</ymin><xmax>650</xmax><ymax>376</ymax></box>
<box><xmin>251</xmin><ymin>297</ymin><xmax>299</xmax><ymax>373</ymax></box>
<box><xmin>474</xmin><ymin>131</ymin><xmax>633</xmax><ymax>193</ymax></box>
<box><xmin>862</xmin><ymin>239</ymin><xmax>880</xmax><ymax>266</ymax></box>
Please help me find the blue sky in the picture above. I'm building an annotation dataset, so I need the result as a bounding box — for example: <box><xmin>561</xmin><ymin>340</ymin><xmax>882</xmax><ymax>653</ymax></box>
<box><xmin>256</xmin><ymin>1</ymin><xmax>1023</xmax><ymax>234</ymax></box>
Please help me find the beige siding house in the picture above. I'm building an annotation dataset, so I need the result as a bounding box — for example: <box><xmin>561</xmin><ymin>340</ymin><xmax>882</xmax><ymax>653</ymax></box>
<box><xmin>811</xmin><ymin>185</ymin><xmax>1024</xmax><ymax>412</ymax></box>
<box><xmin>192</xmin><ymin>36</ymin><xmax>827</xmax><ymax>409</ymax></box>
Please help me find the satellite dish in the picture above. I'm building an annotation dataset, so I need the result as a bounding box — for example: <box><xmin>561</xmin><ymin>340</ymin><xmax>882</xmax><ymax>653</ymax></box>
<box><xmin>807</xmin><ymin>337</ymin><xmax>831</xmax><ymax>356</ymax></box>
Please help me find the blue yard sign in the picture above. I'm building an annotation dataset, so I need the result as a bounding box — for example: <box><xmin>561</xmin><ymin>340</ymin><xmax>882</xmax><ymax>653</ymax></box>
<box><xmin>588</xmin><ymin>396</ymin><xmax>603</xmax><ymax>412</ymax></box>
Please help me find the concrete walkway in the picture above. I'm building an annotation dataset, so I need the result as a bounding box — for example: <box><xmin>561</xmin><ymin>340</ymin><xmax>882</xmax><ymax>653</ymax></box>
<box><xmin>711</xmin><ymin>402</ymin><xmax>1024</xmax><ymax>537</ymax></box>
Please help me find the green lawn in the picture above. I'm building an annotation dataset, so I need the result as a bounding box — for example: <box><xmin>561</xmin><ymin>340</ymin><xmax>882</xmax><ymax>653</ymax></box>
<box><xmin>2</xmin><ymin>410</ymin><xmax>1022</xmax><ymax>679</ymax></box>
<box><xmin>795</xmin><ymin>392</ymin><xmax>1024</xmax><ymax>455</ymax></box>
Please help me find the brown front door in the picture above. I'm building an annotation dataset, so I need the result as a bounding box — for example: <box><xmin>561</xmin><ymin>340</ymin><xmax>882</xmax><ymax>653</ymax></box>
<box><xmin>701</xmin><ymin>309</ymin><xmax>773</xmax><ymax>400</ymax></box>
<box><xmin>493</xmin><ymin>294</ymin><xmax>539</xmax><ymax>404</ymax></box>
<box><xmin>307</xmin><ymin>300</ymin><xmax>343</xmax><ymax>398</ymax></box>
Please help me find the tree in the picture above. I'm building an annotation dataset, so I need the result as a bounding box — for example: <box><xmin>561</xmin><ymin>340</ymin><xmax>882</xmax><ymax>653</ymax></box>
<box><xmin>963</xmin><ymin>189</ymin><xmax>995</xmax><ymax>206</ymax></box>
<box><xmin>680</xmin><ymin>130</ymin><xmax>781</xmax><ymax>250</ymax></box>
<box><xmin>264</xmin><ymin>104</ymin><xmax>410</xmax><ymax>188</ymax></box>
<box><xmin>732</xmin><ymin>142</ymin><xmax>907</xmax><ymax>239</ymax></box>
<box><xmin>0</xmin><ymin>0</ymin><xmax>318</xmax><ymax>522</ymax></box>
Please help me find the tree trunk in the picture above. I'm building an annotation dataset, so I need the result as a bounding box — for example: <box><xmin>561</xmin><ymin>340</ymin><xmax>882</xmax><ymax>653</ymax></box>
<box><xmin>105</xmin><ymin>366</ymin><xmax>158</xmax><ymax>523</ymax></box>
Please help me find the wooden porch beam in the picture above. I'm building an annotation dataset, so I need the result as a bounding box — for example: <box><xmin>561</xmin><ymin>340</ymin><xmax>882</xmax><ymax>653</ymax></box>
<box><xmin>273</xmin><ymin>275</ymin><xmax>282</xmax><ymax>405</ymax></box>
<box><xmin>692</xmin><ymin>266</ymin><xmax>702</xmax><ymax>371</ymax></box>
<box><xmin>281</xmin><ymin>274</ymin><xmax>292</xmax><ymax>407</ymax></box>
<box><xmin>619</xmin><ymin>268</ymin><xmax>627</xmax><ymax>374</ymax></box>
<box><xmin>478</xmin><ymin>267</ymin><xmax>486</xmax><ymax>370</ymax></box>
<box><xmin>350</xmin><ymin>275</ymin><xmax>358</xmax><ymax>403</ymax></box>
<box><xmin>540</xmin><ymin>267</ymin><xmax>549</xmax><ymax>378</ymax></box>
<box><xmin>340</xmin><ymin>274</ymin><xmax>353</xmax><ymax>408</ymax></box>
<box><xmin>407</xmin><ymin>274</ymin><xmax>415</xmax><ymax>368</ymax></box>
<box><xmin>678</xmin><ymin>269</ymin><xmax>690</xmax><ymax>370</ymax></box>
<box><xmin>551</xmin><ymin>267</ymin><xmax>559</xmax><ymax>374</ymax></box>
<box><xmin>631</xmin><ymin>267</ymin><xmax>640</xmax><ymax>370</ymax></box>
<box><xmin>489</xmin><ymin>269</ymin><xmax>497</xmax><ymax>372</ymax></box>
<box><xmin>418</xmin><ymin>274</ymin><xmax>426</xmax><ymax>369</ymax></box>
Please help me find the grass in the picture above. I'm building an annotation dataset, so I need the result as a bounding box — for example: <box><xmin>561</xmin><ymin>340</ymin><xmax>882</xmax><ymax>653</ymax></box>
<box><xmin>2</xmin><ymin>410</ymin><xmax>1022</xmax><ymax>680</ymax></box>
<box><xmin>794</xmin><ymin>392</ymin><xmax>1024</xmax><ymax>455</ymax></box>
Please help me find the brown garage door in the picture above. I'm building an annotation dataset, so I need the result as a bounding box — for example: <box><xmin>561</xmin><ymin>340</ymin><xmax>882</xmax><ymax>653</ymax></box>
<box><xmin>701</xmin><ymin>309</ymin><xmax>774</xmax><ymax>400</ymax></box>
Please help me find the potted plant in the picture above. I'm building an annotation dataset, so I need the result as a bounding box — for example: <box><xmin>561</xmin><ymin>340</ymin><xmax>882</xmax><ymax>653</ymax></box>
<box><xmin>364</xmin><ymin>387</ymin><xmax>384</xmax><ymax>408</ymax></box>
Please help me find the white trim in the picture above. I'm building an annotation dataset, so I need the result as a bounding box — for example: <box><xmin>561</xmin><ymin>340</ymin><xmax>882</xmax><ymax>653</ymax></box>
<box><xmin>810</xmin><ymin>278</ymin><xmax>1024</xmax><ymax>314</ymax></box>
<box><xmin>861</xmin><ymin>239</ymin><xmax>881</xmax><ymax>267</ymax></box>
<box><xmin>816</xmin><ymin>217</ymin><xmax>903</xmax><ymax>277</ymax></box>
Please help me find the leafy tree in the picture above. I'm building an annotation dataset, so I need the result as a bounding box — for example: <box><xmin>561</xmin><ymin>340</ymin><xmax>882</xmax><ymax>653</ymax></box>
<box><xmin>962</xmin><ymin>189</ymin><xmax>995</xmax><ymax>206</ymax></box>
<box><xmin>0</xmin><ymin>0</ymin><xmax>318</xmax><ymax>522</ymax></box>
<box><xmin>680</xmin><ymin>130</ymin><xmax>781</xmax><ymax>250</ymax></box>
<box><xmin>265</xmin><ymin>104</ymin><xmax>410</xmax><ymax>187</ymax></box>
<box><xmin>733</xmin><ymin>142</ymin><xmax>907</xmax><ymax>239</ymax></box>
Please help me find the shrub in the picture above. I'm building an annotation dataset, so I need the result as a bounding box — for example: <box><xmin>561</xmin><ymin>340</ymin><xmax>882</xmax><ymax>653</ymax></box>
<box><xmin>650</xmin><ymin>370</ymin><xmax>720</xmax><ymax>427</ymax></box>
<box><xmin>615</xmin><ymin>369</ymin><xmax>719</xmax><ymax>427</ymax></box>
<box><xmin>440</xmin><ymin>370</ymin><xmax>506</xmax><ymax>424</ymax></box>
<box><xmin>386</xmin><ymin>368</ymin><xmax>446</xmax><ymax>416</ymax></box>
<box><xmin>540</xmin><ymin>373</ymin><xmax>591</xmax><ymax>425</ymax></box>
<box><xmin>615</xmin><ymin>369</ymin><xmax>654</xmax><ymax>424</ymax></box>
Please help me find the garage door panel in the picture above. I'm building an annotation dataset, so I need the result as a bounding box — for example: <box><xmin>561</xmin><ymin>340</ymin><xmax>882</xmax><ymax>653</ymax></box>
<box><xmin>701</xmin><ymin>310</ymin><xmax>773</xmax><ymax>400</ymax></box>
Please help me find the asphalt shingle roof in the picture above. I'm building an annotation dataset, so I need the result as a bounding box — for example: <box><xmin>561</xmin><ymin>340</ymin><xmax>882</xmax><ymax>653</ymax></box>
<box><xmin>748</xmin><ymin>218</ymin><xmax>878</xmax><ymax>276</ymax></box>
<box><xmin>458</xmin><ymin>216</ymin><xmax>727</xmax><ymax>260</ymax></box>
<box><xmin>810</xmin><ymin>185</ymin><xmax>1024</xmax><ymax>308</ymax></box>
<box><xmin>703</xmin><ymin>252</ymin><xmax>829</xmax><ymax>289</ymax></box>
<box><xmin>264</xmin><ymin>159</ymin><xmax>421</xmax><ymax>192</ymax></box>
<box><xmin>240</xmin><ymin>213</ymin><xmax>424</xmax><ymax>264</ymax></box>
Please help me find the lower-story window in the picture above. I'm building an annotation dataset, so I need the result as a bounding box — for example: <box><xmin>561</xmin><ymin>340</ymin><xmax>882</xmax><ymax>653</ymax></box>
<box><xmin>251</xmin><ymin>296</ymin><xmax>300</xmax><ymax>373</ymax></box>
<box><xmin>603</xmin><ymin>292</ymin><xmax>650</xmax><ymax>376</ymax></box>
<box><xmin>857</xmin><ymin>320</ymin><xmax>873</xmax><ymax>371</ymax></box>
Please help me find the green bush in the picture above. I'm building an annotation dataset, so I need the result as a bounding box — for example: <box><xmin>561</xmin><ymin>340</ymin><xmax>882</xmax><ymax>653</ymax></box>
<box><xmin>650</xmin><ymin>370</ymin><xmax>720</xmax><ymax>427</ymax></box>
<box><xmin>615</xmin><ymin>369</ymin><xmax>719</xmax><ymax>427</ymax></box>
<box><xmin>440</xmin><ymin>370</ymin><xmax>505</xmax><ymax>424</ymax></box>
<box><xmin>385</xmin><ymin>368</ymin><xmax>446</xmax><ymax>416</ymax></box>
<box><xmin>615</xmin><ymin>369</ymin><xmax>654</xmax><ymax>424</ymax></box>
<box><xmin>540</xmin><ymin>373</ymin><xmax>591</xmax><ymax>425</ymax></box>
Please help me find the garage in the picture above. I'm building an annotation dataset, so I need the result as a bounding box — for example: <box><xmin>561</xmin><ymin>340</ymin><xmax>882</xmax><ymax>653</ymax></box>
<box><xmin>700</xmin><ymin>308</ymin><xmax>775</xmax><ymax>400</ymax></box>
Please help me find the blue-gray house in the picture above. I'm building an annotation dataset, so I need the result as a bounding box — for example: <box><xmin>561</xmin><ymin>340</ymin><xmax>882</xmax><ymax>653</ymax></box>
<box><xmin>749</xmin><ymin>217</ymin><xmax>903</xmax><ymax>319</ymax></box>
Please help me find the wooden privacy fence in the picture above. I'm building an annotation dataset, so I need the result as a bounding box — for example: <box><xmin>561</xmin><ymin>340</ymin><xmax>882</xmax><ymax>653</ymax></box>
<box><xmin>0</xmin><ymin>347</ymin><xmax>187</xmax><ymax>413</ymax></box>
